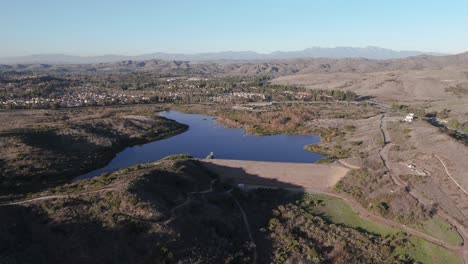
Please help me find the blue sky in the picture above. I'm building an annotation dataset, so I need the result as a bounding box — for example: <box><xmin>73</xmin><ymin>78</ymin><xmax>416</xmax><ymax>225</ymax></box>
<box><xmin>1</xmin><ymin>0</ymin><xmax>467</xmax><ymax>56</ymax></box>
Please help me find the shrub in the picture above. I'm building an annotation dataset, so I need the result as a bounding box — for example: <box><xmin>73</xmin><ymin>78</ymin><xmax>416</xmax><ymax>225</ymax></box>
<box><xmin>437</xmin><ymin>109</ymin><xmax>450</xmax><ymax>119</ymax></box>
<box><xmin>447</xmin><ymin>118</ymin><xmax>459</xmax><ymax>130</ymax></box>
<box><xmin>376</xmin><ymin>202</ymin><xmax>390</xmax><ymax>215</ymax></box>
<box><xmin>162</xmin><ymin>154</ymin><xmax>193</xmax><ymax>160</ymax></box>
<box><xmin>462</xmin><ymin>123</ymin><xmax>468</xmax><ymax>134</ymax></box>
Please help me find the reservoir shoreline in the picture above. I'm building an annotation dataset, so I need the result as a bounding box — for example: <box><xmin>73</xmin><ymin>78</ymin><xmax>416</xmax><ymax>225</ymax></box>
<box><xmin>75</xmin><ymin>110</ymin><xmax>323</xmax><ymax>180</ymax></box>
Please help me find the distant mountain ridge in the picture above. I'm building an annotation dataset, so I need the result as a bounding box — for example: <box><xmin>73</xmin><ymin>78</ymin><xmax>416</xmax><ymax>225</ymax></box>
<box><xmin>2</xmin><ymin>51</ymin><xmax>467</xmax><ymax>77</ymax></box>
<box><xmin>0</xmin><ymin>46</ymin><xmax>448</xmax><ymax>64</ymax></box>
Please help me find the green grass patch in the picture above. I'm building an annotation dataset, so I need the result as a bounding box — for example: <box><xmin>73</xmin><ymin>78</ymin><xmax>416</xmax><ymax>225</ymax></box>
<box><xmin>415</xmin><ymin>216</ymin><xmax>463</xmax><ymax>246</ymax></box>
<box><xmin>407</xmin><ymin>238</ymin><xmax>462</xmax><ymax>264</ymax></box>
<box><xmin>304</xmin><ymin>144</ymin><xmax>350</xmax><ymax>160</ymax></box>
<box><xmin>309</xmin><ymin>194</ymin><xmax>399</xmax><ymax>236</ymax></box>
<box><xmin>307</xmin><ymin>193</ymin><xmax>461</xmax><ymax>263</ymax></box>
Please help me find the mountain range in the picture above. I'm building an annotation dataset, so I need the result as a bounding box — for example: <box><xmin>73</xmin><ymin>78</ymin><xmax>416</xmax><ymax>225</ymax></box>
<box><xmin>0</xmin><ymin>46</ymin><xmax>448</xmax><ymax>64</ymax></box>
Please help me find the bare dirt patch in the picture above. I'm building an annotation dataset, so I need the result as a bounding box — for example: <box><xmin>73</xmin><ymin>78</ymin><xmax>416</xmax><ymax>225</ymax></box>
<box><xmin>201</xmin><ymin>159</ymin><xmax>349</xmax><ymax>191</ymax></box>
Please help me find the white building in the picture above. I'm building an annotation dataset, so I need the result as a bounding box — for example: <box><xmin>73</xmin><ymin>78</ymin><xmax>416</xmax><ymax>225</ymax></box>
<box><xmin>404</xmin><ymin>113</ymin><xmax>415</xmax><ymax>122</ymax></box>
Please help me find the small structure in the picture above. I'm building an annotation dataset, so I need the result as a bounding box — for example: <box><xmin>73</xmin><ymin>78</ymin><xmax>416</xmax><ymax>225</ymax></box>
<box><xmin>403</xmin><ymin>113</ymin><xmax>415</xmax><ymax>122</ymax></box>
<box><xmin>206</xmin><ymin>152</ymin><xmax>215</xmax><ymax>159</ymax></box>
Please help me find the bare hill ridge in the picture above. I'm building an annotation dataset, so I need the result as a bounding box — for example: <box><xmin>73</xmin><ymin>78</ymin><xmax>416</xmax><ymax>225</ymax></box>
<box><xmin>1</xmin><ymin>51</ymin><xmax>467</xmax><ymax>76</ymax></box>
<box><xmin>0</xmin><ymin>46</ymin><xmax>447</xmax><ymax>64</ymax></box>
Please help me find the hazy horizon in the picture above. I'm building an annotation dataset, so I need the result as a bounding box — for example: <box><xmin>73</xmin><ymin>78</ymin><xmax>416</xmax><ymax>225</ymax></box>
<box><xmin>0</xmin><ymin>46</ymin><xmax>455</xmax><ymax>59</ymax></box>
<box><xmin>2</xmin><ymin>0</ymin><xmax>468</xmax><ymax>57</ymax></box>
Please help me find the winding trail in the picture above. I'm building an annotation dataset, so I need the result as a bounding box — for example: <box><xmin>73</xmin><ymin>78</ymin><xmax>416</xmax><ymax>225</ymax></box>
<box><xmin>435</xmin><ymin>154</ymin><xmax>468</xmax><ymax>262</ymax></box>
<box><xmin>228</xmin><ymin>189</ymin><xmax>258</xmax><ymax>264</ymax></box>
<box><xmin>240</xmin><ymin>183</ymin><xmax>462</xmax><ymax>252</ymax></box>
<box><xmin>163</xmin><ymin>179</ymin><xmax>217</xmax><ymax>225</ymax></box>
<box><xmin>0</xmin><ymin>186</ymin><xmax>118</xmax><ymax>206</ymax></box>
<box><xmin>163</xmin><ymin>180</ymin><xmax>258</xmax><ymax>264</ymax></box>
<box><xmin>336</xmin><ymin>159</ymin><xmax>361</xmax><ymax>170</ymax></box>
<box><xmin>378</xmin><ymin>114</ymin><xmax>468</xmax><ymax>263</ymax></box>
<box><xmin>436</xmin><ymin>155</ymin><xmax>468</xmax><ymax>196</ymax></box>
<box><xmin>321</xmin><ymin>189</ymin><xmax>463</xmax><ymax>251</ymax></box>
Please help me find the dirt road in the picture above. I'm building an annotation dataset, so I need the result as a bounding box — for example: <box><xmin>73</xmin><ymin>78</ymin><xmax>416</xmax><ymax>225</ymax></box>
<box><xmin>379</xmin><ymin>114</ymin><xmax>468</xmax><ymax>263</ymax></box>
<box><xmin>237</xmin><ymin>182</ymin><xmax>463</xmax><ymax>253</ymax></box>
<box><xmin>436</xmin><ymin>155</ymin><xmax>468</xmax><ymax>196</ymax></box>
<box><xmin>0</xmin><ymin>186</ymin><xmax>118</xmax><ymax>206</ymax></box>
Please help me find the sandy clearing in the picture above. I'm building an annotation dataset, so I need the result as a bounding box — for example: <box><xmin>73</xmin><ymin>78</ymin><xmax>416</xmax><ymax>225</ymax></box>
<box><xmin>200</xmin><ymin>159</ymin><xmax>349</xmax><ymax>190</ymax></box>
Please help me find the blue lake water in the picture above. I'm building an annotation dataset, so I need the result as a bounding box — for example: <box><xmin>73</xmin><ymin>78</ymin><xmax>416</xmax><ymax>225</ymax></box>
<box><xmin>75</xmin><ymin>110</ymin><xmax>324</xmax><ymax>180</ymax></box>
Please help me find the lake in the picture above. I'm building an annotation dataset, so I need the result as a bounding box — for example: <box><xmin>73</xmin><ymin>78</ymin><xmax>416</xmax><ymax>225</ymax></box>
<box><xmin>75</xmin><ymin>110</ymin><xmax>324</xmax><ymax>180</ymax></box>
